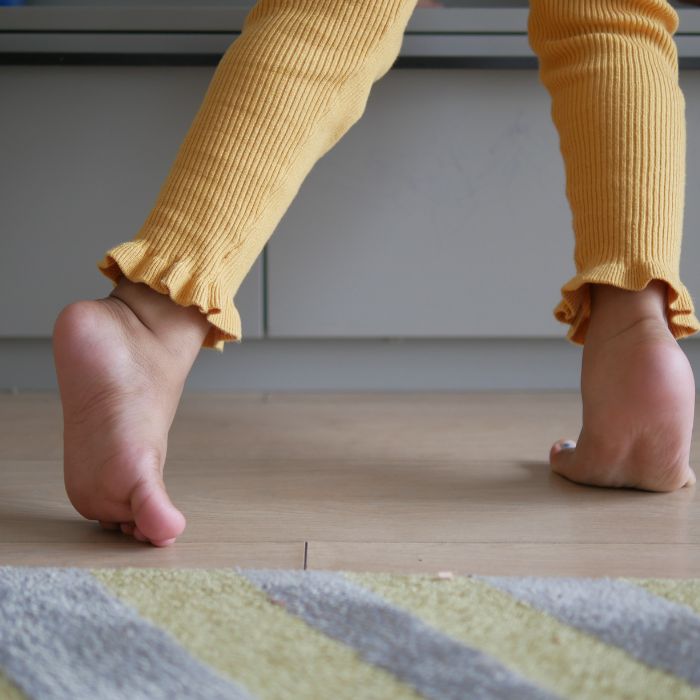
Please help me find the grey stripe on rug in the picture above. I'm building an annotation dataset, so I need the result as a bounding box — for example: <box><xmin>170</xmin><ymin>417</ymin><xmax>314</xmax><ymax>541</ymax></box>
<box><xmin>0</xmin><ymin>567</ymin><xmax>254</xmax><ymax>700</ymax></box>
<box><xmin>242</xmin><ymin>569</ymin><xmax>562</xmax><ymax>700</ymax></box>
<box><xmin>481</xmin><ymin>576</ymin><xmax>700</xmax><ymax>687</ymax></box>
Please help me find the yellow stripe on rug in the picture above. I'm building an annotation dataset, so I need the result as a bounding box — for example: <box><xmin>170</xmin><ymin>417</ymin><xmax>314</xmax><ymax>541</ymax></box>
<box><xmin>349</xmin><ymin>572</ymin><xmax>700</xmax><ymax>700</ymax></box>
<box><xmin>91</xmin><ymin>568</ymin><xmax>423</xmax><ymax>700</ymax></box>
<box><xmin>0</xmin><ymin>672</ymin><xmax>26</xmax><ymax>700</ymax></box>
<box><xmin>635</xmin><ymin>579</ymin><xmax>700</xmax><ymax>616</ymax></box>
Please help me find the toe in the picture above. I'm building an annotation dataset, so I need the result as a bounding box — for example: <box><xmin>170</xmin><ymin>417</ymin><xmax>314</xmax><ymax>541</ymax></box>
<box><xmin>120</xmin><ymin>522</ymin><xmax>135</xmax><ymax>536</ymax></box>
<box><xmin>550</xmin><ymin>439</ymin><xmax>578</xmax><ymax>481</ymax></box>
<box><xmin>132</xmin><ymin>526</ymin><xmax>148</xmax><ymax>543</ymax></box>
<box><xmin>684</xmin><ymin>467</ymin><xmax>697</xmax><ymax>488</ymax></box>
<box><xmin>130</xmin><ymin>475</ymin><xmax>186</xmax><ymax>544</ymax></box>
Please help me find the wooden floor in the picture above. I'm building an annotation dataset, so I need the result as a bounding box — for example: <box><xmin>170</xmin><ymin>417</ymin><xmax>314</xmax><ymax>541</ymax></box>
<box><xmin>1</xmin><ymin>391</ymin><xmax>699</xmax><ymax>576</ymax></box>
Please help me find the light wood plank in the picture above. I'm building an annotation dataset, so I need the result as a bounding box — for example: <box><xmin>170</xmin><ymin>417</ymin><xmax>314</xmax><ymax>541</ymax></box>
<box><xmin>2</xmin><ymin>457</ymin><xmax>697</xmax><ymax>545</ymax></box>
<box><xmin>0</xmin><ymin>391</ymin><xmax>270</xmax><ymax>460</ymax></box>
<box><xmin>2</xmin><ymin>391</ymin><xmax>700</xmax><ymax>576</ymax></box>
<box><xmin>0</xmin><ymin>542</ymin><xmax>304</xmax><ymax>568</ymax></box>
<box><xmin>0</xmin><ymin>392</ymin><xmax>63</xmax><ymax>460</ymax></box>
<box><xmin>5</xmin><ymin>389</ymin><xmax>700</xmax><ymax>462</ymax></box>
<box><xmin>306</xmin><ymin>542</ymin><xmax>700</xmax><ymax>578</ymax></box>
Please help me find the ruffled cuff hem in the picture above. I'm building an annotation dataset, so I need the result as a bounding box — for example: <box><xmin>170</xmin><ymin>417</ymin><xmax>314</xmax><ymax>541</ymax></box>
<box><xmin>554</xmin><ymin>262</ymin><xmax>700</xmax><ymax>345</ymax></box>
<box><xmin>96</xmin><ymin>239</ymin><xmax>241</xmax><ymax>353</ymax></box>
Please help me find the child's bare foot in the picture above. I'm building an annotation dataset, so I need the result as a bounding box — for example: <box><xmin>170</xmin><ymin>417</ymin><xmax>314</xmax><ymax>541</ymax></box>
<box><xmin>549</xmin><ymin>280</ymin><xmax>695</xmax><ymax>491</ymax></box>
<box><xmin>52</xmin><ymin>276</ymin><xmax>212</xmax><ymax>546</ymax></box>
<box><xmin>550</xmin><ymin>280</ymin><xmax>696</xmax><ymax>492</ymax></box>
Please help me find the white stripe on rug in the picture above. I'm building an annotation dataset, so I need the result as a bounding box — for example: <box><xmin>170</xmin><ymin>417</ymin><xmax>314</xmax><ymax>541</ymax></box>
<box><xmin>0</xmin><ymin>567</ymin><xmax>255</xmax><ymax>700</ymax></box>
<box><xmin>481</xmin><ymin>576</ymin><xmax>700</xmax><ymax>687</ymax></box>
<box><xmin>241</xmin><ymin>569</ymin><xmax>562</xmax><ymax>700</ymax></box>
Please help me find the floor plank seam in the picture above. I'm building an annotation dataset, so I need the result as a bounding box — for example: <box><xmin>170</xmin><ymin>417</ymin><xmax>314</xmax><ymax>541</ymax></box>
<box><xmin>302</xmin><ymin>541</ymin><xmax>700</xmax><ymax>545</ymax></box>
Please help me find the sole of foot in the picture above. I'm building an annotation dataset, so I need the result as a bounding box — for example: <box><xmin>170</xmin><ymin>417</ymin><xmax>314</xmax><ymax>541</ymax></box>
<box><xmin>52</xmin><ymin>278</ymin><xmax>210</xmax><ymax>546</ymax></box>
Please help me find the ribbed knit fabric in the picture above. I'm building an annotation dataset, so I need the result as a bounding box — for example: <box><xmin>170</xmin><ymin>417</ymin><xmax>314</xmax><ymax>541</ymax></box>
<box><xmin>96</xmin><ymin>0</ymin><xmax>418</xmax><ymax>351</ymax></box>
<box><xmin>529</xmin><ymin>0</ymin><xmax>700</xmax><ymax>344</ymax></box>
<box><xmin>97</xmin><ymin>0</ymin><xmax>700</xmax><ymax>351</ymax></box>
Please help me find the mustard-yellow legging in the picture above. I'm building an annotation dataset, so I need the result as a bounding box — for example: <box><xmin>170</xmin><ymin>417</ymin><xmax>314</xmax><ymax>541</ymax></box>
<box><xmin>96</xmin><ymin>0</ymin><xmax>700</xmax><ymax>352</ymax></box>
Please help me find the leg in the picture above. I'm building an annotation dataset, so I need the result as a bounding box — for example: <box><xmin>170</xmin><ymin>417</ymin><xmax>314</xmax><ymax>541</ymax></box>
<box><xmin>53</xmin><ymin>0</ymin><xmax>418</xmax><ymax>544</ymax></box>
<box><xmin>527</xmin><ymin>0</ymin><xmax>699</xmax><ymax>490</ymax></box>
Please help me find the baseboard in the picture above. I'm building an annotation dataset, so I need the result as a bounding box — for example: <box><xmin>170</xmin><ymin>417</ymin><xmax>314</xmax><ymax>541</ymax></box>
<box><xmin>3</xmin><ymin>336</ymin><xmax>690</xmax><ymax>391</ymax></box>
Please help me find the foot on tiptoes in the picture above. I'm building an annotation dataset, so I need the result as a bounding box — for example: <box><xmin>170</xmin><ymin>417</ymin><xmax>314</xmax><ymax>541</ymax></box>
<box><xmin>550</xmin><ymin>281</ymin><xmax>696</xmax><ymax>493</ymax></box>
<box><xmin>52</xmin><ymin>276</ymin><xmax>212</xmax><ymax>545</ymax></box>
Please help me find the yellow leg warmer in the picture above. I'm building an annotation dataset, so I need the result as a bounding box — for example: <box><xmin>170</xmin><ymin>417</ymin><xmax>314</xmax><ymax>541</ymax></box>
<box><xmin>528</xmin><ymin>0</ymin><xmax>700</xmax><ymax>344</ymax></box>
<box><xmin>96</xmin><ymin>0</ymin><xmax>418</xmax><ymax>351</ymax></box>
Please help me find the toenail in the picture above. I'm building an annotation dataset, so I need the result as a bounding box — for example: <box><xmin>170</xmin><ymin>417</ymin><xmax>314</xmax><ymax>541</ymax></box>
<box><xmin>560</xmin><ymin>441</ymin><xmax>576</xmax><ymax>450</ymax></box>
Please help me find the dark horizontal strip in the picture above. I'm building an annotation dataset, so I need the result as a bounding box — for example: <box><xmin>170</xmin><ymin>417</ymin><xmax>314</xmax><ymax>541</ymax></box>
<box><xmin>0</xmin><ymin>52</ymin><xmax>222</xmax><ymax>66</ymax></box>
<box><xmin>0</xmin><ymin>29</ymin><xmax>529</xmax><ymax>36</ymax></box>
<box><xmin>2</xmin><ymin>29</ymin><xmax>700</xmax><ymax>37</ymax></box>
<box><xmin>398</xmin><ymin>56</ymin><xmax>537</xmax><ymax>69</ymax></box>
<box><xmin>0</xmin><ymin>52</ymin><xmax>539</xmax><ymax>68</ymax></box>
<box><xmin>3</xmin><ymin>52</ymin><xmax>700</xmax><ymax>69</ymax></box>
<box><xmin>1</xmin><ymin>29</ymin><xmax>244</xmax><ymax>35</ymax></box>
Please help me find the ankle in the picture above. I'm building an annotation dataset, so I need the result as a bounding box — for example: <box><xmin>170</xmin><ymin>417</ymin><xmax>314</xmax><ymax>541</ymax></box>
<box><xmin>109</xmin><ymin>277</ymin><xmax>211</xmax><ymax>348</ymax></box>
<box><xmin>588</xmin><ymin>280</ymin><xmax>669</xmax><ymax>339</ymax></box>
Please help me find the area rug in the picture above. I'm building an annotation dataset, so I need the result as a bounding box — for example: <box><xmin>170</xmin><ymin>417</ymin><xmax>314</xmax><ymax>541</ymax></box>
<box><xmin>2</xmin><ymin>568</ymin><xmax>700</xmax><ymax>700</ymax></box>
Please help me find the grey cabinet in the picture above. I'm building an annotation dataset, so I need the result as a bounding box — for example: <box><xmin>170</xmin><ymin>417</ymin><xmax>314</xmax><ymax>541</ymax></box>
<box><xmin>267</xmin><ymin>69</ymin><xmax>574</xmax><ymax>337</ymax></box>
<box><xmin>3</xmin><ymin>63</ymin><xmax>700</xmax><ymax>342</ymax></box>
<box><xmin>0</xmin><ymin>65</ymin><xmax>263</xmax><ymax>338</ymax></box>
<box><xmin>266</xmin><ymin>68</ymin><xmax>700</xmax><ymax>338</ymax></box>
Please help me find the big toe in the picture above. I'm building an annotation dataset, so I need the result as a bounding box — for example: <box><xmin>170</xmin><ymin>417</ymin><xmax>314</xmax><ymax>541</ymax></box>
<box><xmin>550</xmin><ymin>439</ymin><xmax>578</xmax><ymax>481</ymax></box>
<box><xmin>130</xmin><ymin>477</ymin><xmax>186</xmax><ymax>546</ymax></box>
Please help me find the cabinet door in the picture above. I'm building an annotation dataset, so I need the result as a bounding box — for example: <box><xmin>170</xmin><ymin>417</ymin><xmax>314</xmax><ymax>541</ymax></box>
<box><xmin>267</xmin><ymin>69</ymin><xmax>700</xmax><ymax>338</ymax></box>
<box><xmin>0</xmin><ymin>66</ymin><xmax>263</xmax><ymax>338</ymax></box>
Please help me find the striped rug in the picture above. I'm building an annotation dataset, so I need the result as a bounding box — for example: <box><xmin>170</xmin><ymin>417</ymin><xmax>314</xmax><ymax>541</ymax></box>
<box><xmin>2</xmin><ymin>568</ymin><xmax>700</xmax><ymax>700</ymax></box>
